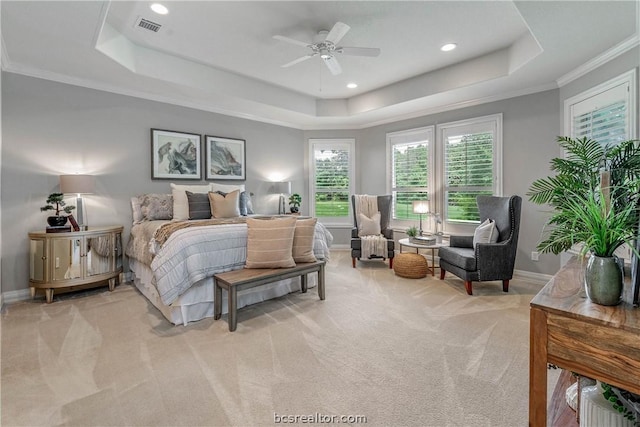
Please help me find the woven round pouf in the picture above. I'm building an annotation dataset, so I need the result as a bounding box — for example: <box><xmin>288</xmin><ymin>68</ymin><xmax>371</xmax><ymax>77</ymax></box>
<box><xmin>393</xmin><ymin>253</ymin><xmax>428</xmax><ymax>279</ymax></box>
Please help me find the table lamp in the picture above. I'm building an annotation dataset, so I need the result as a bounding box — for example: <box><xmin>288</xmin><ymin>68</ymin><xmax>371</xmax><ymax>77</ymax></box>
<box><xmin>273</xmin><ymin>181</ymin><xmax>292</xmax><ymax>215</ymax></box>
<box><xmin>60</xmin><ymin>174</ymin><xmax>95</xmax><ymax>229</ymax></box>
<box><xmin>412</xmin><ymin>200</ymin><xmax>430</xmax><ymax>236</ymax></box>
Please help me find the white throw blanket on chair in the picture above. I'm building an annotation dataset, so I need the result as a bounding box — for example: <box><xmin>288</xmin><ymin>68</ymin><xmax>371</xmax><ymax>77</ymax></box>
<box><xmin>354</xmin><ymin>195</ymin><xmax>388</xmax><ymax>260</ymax></box>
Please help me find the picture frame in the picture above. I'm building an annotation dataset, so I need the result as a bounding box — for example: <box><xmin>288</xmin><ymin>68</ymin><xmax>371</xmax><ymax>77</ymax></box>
<box><xmin>205</xmin><ymin>135</ymin><xmax>246</xmax><ymax>181</ymax></box>
<box><xmin>151</xmin><ymin>129</ymin><xmax>202</xmax><ymax>180</ymax></box>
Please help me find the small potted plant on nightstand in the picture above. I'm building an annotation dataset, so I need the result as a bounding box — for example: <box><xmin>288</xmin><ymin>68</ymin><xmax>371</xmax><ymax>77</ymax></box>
<box><xmin>41</xmin><ymin>192</ymin><xmax>75</xmax><ymax>227</ymax></box>
<box><xmin>289</xmin><ymin>193</ymin><xmax>302</xmax><ymax>213</ymax></box>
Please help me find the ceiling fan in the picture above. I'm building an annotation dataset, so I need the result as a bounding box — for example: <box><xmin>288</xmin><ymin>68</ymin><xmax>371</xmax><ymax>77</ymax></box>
<box><xmin>273</xmin><ymin>22</ymin><xmax>381</xmax><ymax>75</ymax></box>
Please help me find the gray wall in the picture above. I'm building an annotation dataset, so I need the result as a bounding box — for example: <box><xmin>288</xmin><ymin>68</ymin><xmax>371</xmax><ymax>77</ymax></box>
<box><xmin>2</xmin><ymin>72</ymin><xmax>305</xmax><ymax>294</ymax></box>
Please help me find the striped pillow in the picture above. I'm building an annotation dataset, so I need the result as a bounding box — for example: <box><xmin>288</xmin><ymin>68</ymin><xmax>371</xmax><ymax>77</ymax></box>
<box><xmin>245</xmin><ymin>216</ymin><xmax>296</xmax><ymax>268</ymax></box>
<box><xmin>293</xmin><ymin>218</ymin><xmax>317</xmax><ymax>263</ymax></box>
<box><xmin>186</xmin><ymin>191</ymin><xmax>212</xmax><ymax>220</ymax></box>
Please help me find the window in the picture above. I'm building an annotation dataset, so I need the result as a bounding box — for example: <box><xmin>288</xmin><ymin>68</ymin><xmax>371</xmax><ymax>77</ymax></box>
<box><xmin>387</xmin><ymin>116</ymin><xmax>502</xmax><ymax>232</ymax></box>
<box><xmin>563</xmin><ymin>70</ymin><xmax>637</xmax><ymax>264</ymax></box>
<box><xmin>565</xmin><ymin>69</ymin><xmax>636</xmax><ymax>145</ymax></box>
<box><xmin>438</xmin><ymin>114</ymin><xmax>503</xmax><ymax>227</ymax></box>
<box><xmin>387</xmin><ymin>127</ymin><xmax>433</xmax><ymax>222</ymax></box>
<box><xmin>309</xmin><ymin>139</ymin><xmax>355</xmax><ymax>224</ymax></box>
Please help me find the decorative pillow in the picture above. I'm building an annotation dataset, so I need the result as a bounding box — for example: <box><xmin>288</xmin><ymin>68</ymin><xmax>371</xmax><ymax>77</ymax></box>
<box><xmin>208</xmin><ymin>190</ymin><xmax>241</xmax><ymax>218</ymax></box>
<box><xmin>134</xmin><ymin>193</ymin><xmax>173</xmax><ymax>222</ymax></box>
<box><xmin>358</xmin><ymin>212</ymin><xmax>382</xmax><ymax>236</ymax></box>
<box><xmin>170</xmin><ymin>183</ymin><xmax>211</xmax><ymax>221</ymax></box>
<box><xmin>131</xmin><ymin>197</ymin><xmax>143</xmax><ymax>223</ymax></box>
<box><xmin>186</xmin><ymin>191</ymin><xmax>212</xmax><ymax>220</ymax></box>
<box><xmin>293</xmin><ymin>218</ymin><xmax>317</xmax><ymax>263</ymax></box>
<box><xmin>473</xmin><ymin>218</ymin><xmax>499</xmax><ymax>247</ymax></box>
<box><xmin>245</xmin><ymin>216</ymin><xmax>296</xmax><ymax>268</ymax></box>
<box><xmin>239</xmin><ymin>191</ymin><xmax>254</xmax><ymax>216</ymax></box>
<box><xmin>245</xmin><ymin>193</ymin><xmax>255</xmax><ymax>215</ymax></box>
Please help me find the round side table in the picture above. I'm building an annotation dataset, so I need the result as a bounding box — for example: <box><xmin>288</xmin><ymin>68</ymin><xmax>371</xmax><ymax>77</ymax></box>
<box><xmin>398</xmin><ymin>237</ymin><xmax>449</xmax><ymax>276</ymax></box>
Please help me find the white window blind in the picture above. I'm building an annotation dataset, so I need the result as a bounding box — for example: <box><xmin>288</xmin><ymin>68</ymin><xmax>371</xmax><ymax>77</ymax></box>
<box><xmin>444</xmin><ymin>132</ymin><xmax>493</xmax><ymax>222</ymax></box>
<box><xmin>566</xmin><ymin>70</ymin><xmax>635</xmax><ymax>145</ymax></box>
<box><xmin>439</xmin><ymin>115</ymin><xmax>502</xmax><ymax>225</ymax></box>
<box><xmin>387</xmin><ymin>127</ymin><xmax>433</xmax><ymax>221</ymax></box>
<box><xmin>309</xmin><ymin>139</ymin><xmax>355</xmax><ymax>223</ymax></box>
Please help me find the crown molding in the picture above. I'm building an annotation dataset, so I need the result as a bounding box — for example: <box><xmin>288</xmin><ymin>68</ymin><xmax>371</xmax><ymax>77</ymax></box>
<box><xmin>556</xmin><ymin>33</ymin><xmax>640</xmax><ymax>87</ymax></box>
<box><xmin>348</xmin><ymin>82</ymin><xmax>558</xmax><ymax>130</ymax></box>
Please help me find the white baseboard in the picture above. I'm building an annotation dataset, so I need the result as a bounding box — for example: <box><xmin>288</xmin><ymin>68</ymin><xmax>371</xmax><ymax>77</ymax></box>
<box><xmin>2</xmin><ymin>288</ymin><xmax>32</xmax><ymax>305</ymax></box>
<box><xmin>330</xmin><ymin>245</ymin><xmax>350</xmax><ymax>250</ymax></box>
<box><xmin>513</xmin><ymin>269</ymin><xmax>552</xmax><ymax>284</ymax></box>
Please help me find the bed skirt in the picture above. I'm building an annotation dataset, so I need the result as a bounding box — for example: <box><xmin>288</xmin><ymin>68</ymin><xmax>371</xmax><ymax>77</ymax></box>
<box><xmin>129</xmin><ymin>259</ymin><xmax>318</xmax><ymax>326</ymax></box>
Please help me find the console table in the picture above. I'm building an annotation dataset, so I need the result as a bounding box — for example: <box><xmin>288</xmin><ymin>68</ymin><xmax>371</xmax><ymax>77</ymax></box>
<box><xmin>529</xmin><ymin>257</ymin><xmax>640</xmax><ymax>426</ymax></box>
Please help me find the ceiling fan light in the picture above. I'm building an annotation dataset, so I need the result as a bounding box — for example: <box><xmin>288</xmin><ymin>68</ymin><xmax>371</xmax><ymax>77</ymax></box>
<box><xmin>347</xmin><ymin>83</ymin><xmax>358</xmax><ymax>89</ymax></box>
<box><xmin>441</xmin><ymin>43</ymin><xmax>457</xmax><ymax>52</ymax></box>
<box><xmin>321</xmin><ymin>53</ymin><xmax>332</xmax><ymax>60</ymax></box>
<box><xmin>150</xmin><ymin>3</ymin><xmax>169</xmax><ymax>15</ymax></box>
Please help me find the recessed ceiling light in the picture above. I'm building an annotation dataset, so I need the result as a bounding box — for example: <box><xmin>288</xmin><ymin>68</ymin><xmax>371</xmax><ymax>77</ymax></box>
<box><xmin>347</xmin><ymin>83</ymin><xmax>358</xmax><ymax>89</ymax></box>
<box><xmin>150</xmin><ymin>3</ymin><xmax>169</xmax><ymax>15</ymax></box>
<box><xmin>441</xmin><ymin>43</ymin><xmax>457</xmax><ymax>52</ymax></box>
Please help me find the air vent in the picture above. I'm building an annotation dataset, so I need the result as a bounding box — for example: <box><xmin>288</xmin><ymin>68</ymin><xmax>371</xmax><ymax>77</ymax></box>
<box><xmin>135</xmin><ymin>17</ymin><xmax>162</xmax><ymax>33</ymax></box>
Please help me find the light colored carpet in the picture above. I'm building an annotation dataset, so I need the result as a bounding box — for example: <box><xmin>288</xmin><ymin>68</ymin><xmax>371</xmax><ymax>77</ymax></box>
<box><xmin>1</xmin><ymin>250</ymin><xmax>554</xmax><ymax>426</ymax></box>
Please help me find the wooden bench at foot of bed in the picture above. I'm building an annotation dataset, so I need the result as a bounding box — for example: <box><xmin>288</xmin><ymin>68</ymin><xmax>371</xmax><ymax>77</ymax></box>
<box><xmin>213</xmin><ymin>260</ymin><xmax>326</xmax><ymax>332</ymax></box>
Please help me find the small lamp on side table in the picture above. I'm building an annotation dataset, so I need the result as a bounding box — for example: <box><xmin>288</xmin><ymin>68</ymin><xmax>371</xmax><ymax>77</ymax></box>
<box><xmin>60</xmin><ymin>174</ymin><xmax>95</xmax><ymax>230</ymax></box>
<box><xmin>273</xmin><ymin>181</ymin><xmax>291</xmax><ymax>215</ymax></box>
<box><xmin>412</xmin><ymin>200</ymin><xmax>430</xmax><ymax>236</ymax></box>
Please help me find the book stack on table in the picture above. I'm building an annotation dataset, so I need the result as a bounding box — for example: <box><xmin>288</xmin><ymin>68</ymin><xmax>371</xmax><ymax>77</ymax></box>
<box><xmin>46</xmin><ymin>226</ymin><xmax>71</xmax><ymax>233</ymax></box>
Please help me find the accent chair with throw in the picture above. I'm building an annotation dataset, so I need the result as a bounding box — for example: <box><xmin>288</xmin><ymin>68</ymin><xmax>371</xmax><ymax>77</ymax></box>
<box><xmin>438</xmin><ymin>195</ymin><xmax>522</xmax><ymax>295</ymax></box>
<box><xmin>351</xmin><ymin>194</ymin><xmax>395</xmax><ymax>268</ymax></box>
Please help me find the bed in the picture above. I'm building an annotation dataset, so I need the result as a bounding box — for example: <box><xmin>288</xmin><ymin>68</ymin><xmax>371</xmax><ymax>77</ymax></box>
<box><xmin>125</xmin><ymin>189</ymin><xmax>333</xmax><ymax>325</ymax></box>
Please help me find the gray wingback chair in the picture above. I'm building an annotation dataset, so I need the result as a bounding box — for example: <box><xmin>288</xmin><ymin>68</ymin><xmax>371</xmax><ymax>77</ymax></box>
<box><xmin>438</xmin><ymin>195</ymin><xmax>522</xmax><ymax>295</ymax></box>
<box><xmin>351</xmin><ymin>195</ymin><xmax>395</xmax><ymax>268</ymax></box>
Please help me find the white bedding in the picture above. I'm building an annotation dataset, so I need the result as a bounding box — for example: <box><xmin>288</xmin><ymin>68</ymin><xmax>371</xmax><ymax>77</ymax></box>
<box><xmin>126</xmin><ymin>218</ymin><xmax>333</xmax><ymax>324</ymax></box>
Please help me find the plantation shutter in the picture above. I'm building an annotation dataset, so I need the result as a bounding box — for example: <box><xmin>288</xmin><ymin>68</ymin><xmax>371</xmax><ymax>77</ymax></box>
<box><xmin>570</xmin><ymin>81</ymin><xmax>630</xmax><ymax>146</ymax></box>
<box><xmin>443</xmin><ymin>125</ymin><xmax>495</xmax><ymax>222</ymax></box>
<box><xmin>312</xmin><ymin>141</ymin><xmax>353</xmax><ymax>219</ymax></box>
<box><xmin>388</xmin><ymin>127</ymin><xmax>432</xmax><ymax>220</ymax></box>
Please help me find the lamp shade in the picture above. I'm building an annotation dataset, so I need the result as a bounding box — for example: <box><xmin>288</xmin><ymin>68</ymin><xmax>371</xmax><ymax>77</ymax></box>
<box><xmin>60</xmin><ymin>174</ymin><xmax>95</xmax><ymax>194</ymax></box>
<box><xmin>412</xmin><ymin>200</ymin><xmax>430</xmax><ymax>214</ymax></box>
<box><xmin>273</xmin><ymin>181</ymin><xmax>292</xmax><ymax>194</ymax></box>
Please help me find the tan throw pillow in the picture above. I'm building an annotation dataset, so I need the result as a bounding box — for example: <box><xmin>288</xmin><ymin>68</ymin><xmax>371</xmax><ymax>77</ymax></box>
<box><xmin>293</xmin><ymin>218</ymin><xmax>317</xmax><ymax>263</ymax></box>
<box><xmin>473</xmin><ymin>218</ymin><xmax>499</xmax><ymax>247</ymax></box>
<box><xmin>208</xmin><ymin>190</ymin><xmax>241</xmax><ymax>218</ymax></box>
<box><xmin>245</xmin><ymin>216</ymin><xmax>296</xmax><ymax>268</ymax></box>
<box><xmin>358</xmin><ymin>212</ymin><xmax>381</xmax><ymax>236</ymax></box>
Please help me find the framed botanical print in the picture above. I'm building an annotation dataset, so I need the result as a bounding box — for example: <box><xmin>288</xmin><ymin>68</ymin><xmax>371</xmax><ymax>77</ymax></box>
<box><xmin>205</xmin><ymin>135</ymin><xmax>246</xmax><ymax>181</ymax></box>
<box><xmin>151</xmin><ymin>129</ymin><xmax>202</xmax><ymax>180</ymax></box>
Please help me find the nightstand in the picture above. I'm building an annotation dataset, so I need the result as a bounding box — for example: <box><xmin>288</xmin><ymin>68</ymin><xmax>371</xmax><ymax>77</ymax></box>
<box><xmin>28</xmin><ymin>225</ymin><xmax>123</xmax><ymax>303</ymax></box>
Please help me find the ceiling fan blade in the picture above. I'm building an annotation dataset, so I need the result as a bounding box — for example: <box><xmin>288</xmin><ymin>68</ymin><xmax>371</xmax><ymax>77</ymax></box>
<box><xmin>273</xmin><ymin>35</ymin><xmax>311</xmax><ymax>48</ymax></box>
<box><xmin>322</xmin><ymin>55</ymin><xmax>342</xmax><ymax>75</ymax></box>
<box><xmin>325</xmin><ymin>22</ymin><xmax>350</xmax><ymax>45</ymax></box>
<box><xmin>337</xmin><ymin>46</ymin><xmax>381</xmax><ymax>57</ymax></box>
<box><xmin>281</xmin><ymin>54</ymin><xmax>317</xmax><ymax>68</ymax></box>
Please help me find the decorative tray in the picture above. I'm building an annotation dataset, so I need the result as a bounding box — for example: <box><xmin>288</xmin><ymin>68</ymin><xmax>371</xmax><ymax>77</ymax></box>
<box><xmin>410</xmin><ymin>235</ymin><xmax>436</xmax><ymax>245</ymax></box>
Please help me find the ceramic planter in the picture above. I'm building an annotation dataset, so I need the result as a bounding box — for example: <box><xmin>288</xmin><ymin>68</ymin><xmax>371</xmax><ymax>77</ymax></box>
<box><xmin>584</xmin><ymin>255</ymin><xmax>623</xmax><ymax>306</ymax></box>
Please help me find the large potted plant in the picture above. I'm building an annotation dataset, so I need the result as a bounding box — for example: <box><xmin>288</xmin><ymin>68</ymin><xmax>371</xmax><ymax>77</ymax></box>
<box><xmin>41</xmin><ymin>192</ymin><xmax>75</xmax><ymax>227</ymax></box>
<box><xmin>528</xmin><ymin>136</ymin><xmax>640</xmax><ymax>305</ymax></box>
